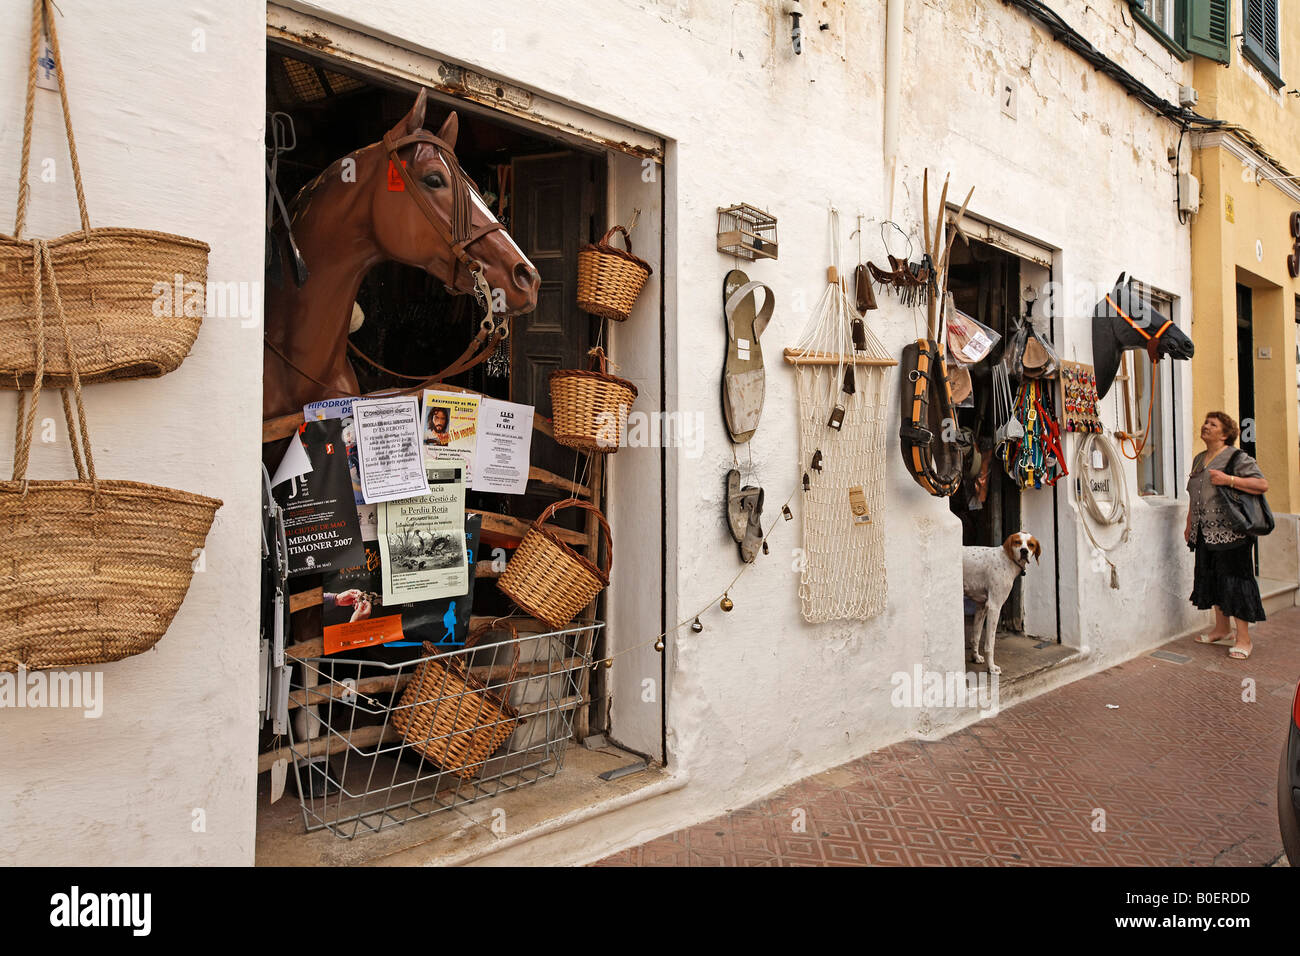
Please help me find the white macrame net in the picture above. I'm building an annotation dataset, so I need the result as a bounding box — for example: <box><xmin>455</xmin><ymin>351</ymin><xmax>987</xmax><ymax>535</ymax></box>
<box><xmin>789</xmin><ymin>211</ymin><xmax>893</xmax><ymax>622</ymax></box>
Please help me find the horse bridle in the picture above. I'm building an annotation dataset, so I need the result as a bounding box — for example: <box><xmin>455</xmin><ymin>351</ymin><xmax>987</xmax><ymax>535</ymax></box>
<box><xmin>1104</xmin><ymin>293</ymin><xmax>1172</xmax><ymax>365</ymax></box>
<box><xmin>383</xmin><ymin>127</ymin><xmax>507</xmax><ymax>310</ymax></box>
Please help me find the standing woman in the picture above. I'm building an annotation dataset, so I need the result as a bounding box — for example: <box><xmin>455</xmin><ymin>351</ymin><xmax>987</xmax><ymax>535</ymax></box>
<box><xmin>1185</xmin><ymin>411</ymin><xmax>1269</xmax><ymax>659</ymax></box>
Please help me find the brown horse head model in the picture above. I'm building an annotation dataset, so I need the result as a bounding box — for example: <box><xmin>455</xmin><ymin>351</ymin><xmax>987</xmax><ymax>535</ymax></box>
<box><xmin>263</xmin><ymin>90</ymin><xmax>540</xmax><ymax>419</ymax></box>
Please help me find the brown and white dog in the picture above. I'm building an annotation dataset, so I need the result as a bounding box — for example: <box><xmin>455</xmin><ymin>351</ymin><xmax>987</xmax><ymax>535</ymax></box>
<box><xmin>962</xmin><ymin>531</ymin><xmax>1041</xmax><ymax>676</ymax></box>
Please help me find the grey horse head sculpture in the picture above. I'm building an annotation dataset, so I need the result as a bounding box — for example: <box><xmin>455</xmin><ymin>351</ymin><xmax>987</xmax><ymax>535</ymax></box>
<box><xmin>1091</xmin><ymin>272</ymin><xmax>1194</xmax><ymax>399</ymax></box>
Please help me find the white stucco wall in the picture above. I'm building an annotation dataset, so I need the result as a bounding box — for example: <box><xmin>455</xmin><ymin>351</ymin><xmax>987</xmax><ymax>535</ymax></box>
<box><xmin>0</xmin><ymin>1</ymin><xmax>265</xmax><ymax>865</ymax></box>
<box><xmin>0</xmin><ymin>0</ymin><xmax>1208</xmax><ymax>866</ymax></box>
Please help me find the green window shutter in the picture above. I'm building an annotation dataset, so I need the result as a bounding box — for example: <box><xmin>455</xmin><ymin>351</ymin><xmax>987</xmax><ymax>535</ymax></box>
<box><xmin>1183</xmin><ymin>0</ymin><xmax>1231</xmax><ymax>62</ymax></box>
<box><xmin>1242</xmin><ymin>0</ymin><xmax>1284</xmax><ymax>87</ymax></box>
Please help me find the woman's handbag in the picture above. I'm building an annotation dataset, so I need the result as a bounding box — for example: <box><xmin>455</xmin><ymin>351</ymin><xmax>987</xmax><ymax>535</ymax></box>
<box><xmin>1218</xmin><ymin>450</ymin><xmax>1275</xmax><ymax>537</ymax></box>
<box><xmin>0</xmin><ymin>0</ymin><xmax>210</xmax><ymax>387</ymax></box>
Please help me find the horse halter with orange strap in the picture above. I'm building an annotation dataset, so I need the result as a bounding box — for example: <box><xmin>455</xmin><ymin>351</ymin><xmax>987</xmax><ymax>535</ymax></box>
<box><xmin>1104</xmin><ymin>293</ymin><xmax>1168</xmax><ymax>460</ymax></box>
<box><xmin>1104</xmin><ymin>293</ymin><xmax>1172</xmax><ymax>365</ymax></box>
<box><xmin>383</xmin><ymin>127</ymin><xmax>505</xmax><ymax>310</ymax></box>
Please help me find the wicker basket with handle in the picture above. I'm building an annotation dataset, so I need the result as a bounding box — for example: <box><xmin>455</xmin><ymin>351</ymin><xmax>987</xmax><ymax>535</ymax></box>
<box><xmin>576</xmin><ymin>225</ymin><xmax>651</xmax><ymax>321</ymax></box>
<box><xmin>389</xmin><ymin>622</ymin><xmax>523</xmax><ymax>779</ymax></box>
<box><xmin>549</xmin><ymin>347</ymin><xmax>638</xmax><ymax>453</ymax></box>
<box><xmin>0</xmin><ymin>240</ymin><xmax>221</xmax><ymax>672</ymax></box>
<box><xmin>0</xmin><ymin>0</ymin><xmax>210</xmax><ymax>388</ymax></box>
<box><xmin>497</xmin><ymin>499</ymin><xmax>612</xmax><ymax>629</ymax></box>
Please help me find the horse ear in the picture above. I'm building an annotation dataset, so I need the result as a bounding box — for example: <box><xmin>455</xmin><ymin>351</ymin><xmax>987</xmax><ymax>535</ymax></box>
<box><xmin>437</xmin><ymin>111</ymin><xmax>459</xmax><ymax>151</ymax></box>
<box><xmin>1114</xmin><ymin>271</ymin><xmax>1126</xmax><ymax>290</ymax></box>
<box><xmin>387</xmin><ymin>89</ymin><xmax>428</xmax><ymax>141</ymax></box>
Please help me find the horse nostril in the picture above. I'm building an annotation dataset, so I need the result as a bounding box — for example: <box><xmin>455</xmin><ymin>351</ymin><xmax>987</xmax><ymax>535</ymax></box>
<box><xmin>513</xmin><ymin>263</ymin><xmax>539</xmax><ymax>291</ymax></box>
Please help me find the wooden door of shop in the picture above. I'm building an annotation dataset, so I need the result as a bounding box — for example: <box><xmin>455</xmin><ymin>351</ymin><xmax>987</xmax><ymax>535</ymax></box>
<box><xmin>510</xmin><ymin>153</ymin><xmax>602</xmax><ymax>484</ymax></box>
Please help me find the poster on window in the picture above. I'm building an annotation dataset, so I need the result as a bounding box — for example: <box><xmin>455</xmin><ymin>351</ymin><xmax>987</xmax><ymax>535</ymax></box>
<box><xmin>474</xmin><ymin>397</ymin><xmax>534</xmax><ymax>495</ymax></box>
<box><xmin>321</xmin><ymin>515</ymin><xmax>481</xmax><ymax>655</ymax></box>
<box><xmin>352</xmin><ymin>395</ymin><xmax>429</xmax><ymax>503</ymax></box>
<box><xmin>304</xmin><ymin>397</ymin><xmax>364</xmax><ymax>504</ymax></box>
<box><xmin>377</xmin><ymin>465</ymin><xmax>468</xmax><ymax>605</ymax></box>
<box><xmin>273</xmin><ymin>418</ymin><xmax>365</xmax><ymax>577</ymax></box>
<box><xmin>422</xmin><ymin>389</ymin><xmax>480</xmax><ymax>484</ymax></box>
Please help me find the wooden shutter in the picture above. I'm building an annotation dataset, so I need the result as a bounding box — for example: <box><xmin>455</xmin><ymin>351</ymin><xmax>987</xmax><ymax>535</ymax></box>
<box><xmin>1183</xmin><ymin>0</ymin><xmax>1231</xmax><ymax>62</ymax></box>
<box><xmin>1242</xmin><ymin>0</ymin><xmax>1283</xmax><ymax>86</ymax></box>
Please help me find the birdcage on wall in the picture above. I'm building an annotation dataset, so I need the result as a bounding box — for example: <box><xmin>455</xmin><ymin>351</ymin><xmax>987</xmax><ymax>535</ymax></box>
<box><xmin>717</xmin><ymin>203</ymin><xmax>779</xmax><ymax>261</ymax></box>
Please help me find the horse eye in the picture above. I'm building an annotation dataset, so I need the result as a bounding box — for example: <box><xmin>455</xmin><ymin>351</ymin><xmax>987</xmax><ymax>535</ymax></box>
<box><xmin>423</xmin><ymin>173</ymin><xmax>445</xmax><ymax>189</ymax></box>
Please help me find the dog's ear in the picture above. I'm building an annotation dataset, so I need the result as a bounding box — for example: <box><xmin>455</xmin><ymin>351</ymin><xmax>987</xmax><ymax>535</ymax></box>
<box><xmin>1002</xmin><ymin>534</ymin><xmax>1019</xmax><ymax>564</ymax></box>
<box><xmin>1030</xmin><ymin>537</ymin><xmax>1041</xmax><ymax>563</ymax></box>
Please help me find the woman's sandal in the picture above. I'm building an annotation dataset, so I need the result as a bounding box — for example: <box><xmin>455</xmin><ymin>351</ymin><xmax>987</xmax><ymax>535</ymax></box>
<box><xmin>722</xmin><ymin>270</ymin><xmax>774</xmax><ymax>444</ymax></box>
<box><xmin>1227</xmin><ymin>644</ymin><xmax>1252</xmax><ymax>660</ymax></box>
<box><xmin>1194</xmin><ymin>633</ymin><xmax>1236</xmax><ymax>646</ymax></box>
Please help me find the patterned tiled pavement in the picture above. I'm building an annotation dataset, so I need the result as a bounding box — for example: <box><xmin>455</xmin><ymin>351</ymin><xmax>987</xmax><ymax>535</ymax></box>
<box><xmin>594</xmin><ymin>608</ymin><xmax>1300</xmax><ymax>866</ymax></box>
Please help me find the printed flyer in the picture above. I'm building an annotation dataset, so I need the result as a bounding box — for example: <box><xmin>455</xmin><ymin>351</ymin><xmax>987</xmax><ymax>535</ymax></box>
<box><xmin>474</xmin><ymin>397</ymin><xmax>534</xmax><ymax>495</ymax></box>
<box><xmin>321</xmin><ymin>515</ymin><xmax>481</xmax><ymax>656</ymax></box>
<box><xmin>377</xmin><ymin>465</ymin><xmax>468</xmax><ymax>605</ymax></box>
<box><xmin>304</xmin><ymin>397</ymin><xmax>363</xmax><ymax>504</ymax></box>
<box><xmin>422</xmin><ymin>388</ymin><xmax>480</xmax><ymax>484</ymax></box>
<box><xmin>352</xmin><ymin>395</ymin><xmax>429</xmax><ymax>503</ymax></box>
<box><xmin>273</xmin><ymin>418</ymin><xmax>365</xmax><ymax>577</ymax></box>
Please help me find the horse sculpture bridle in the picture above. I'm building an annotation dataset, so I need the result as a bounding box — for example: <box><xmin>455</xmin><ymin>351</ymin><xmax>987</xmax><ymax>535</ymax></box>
<box><xmin>265</xmin><ymin>128</ymin><xmax>517</xmax><ymax>398</ymax></box>
<box><xmin>1104</xmin><ymin>293</ymin><xmax>1170</xmax><ymax>460</ymax></box>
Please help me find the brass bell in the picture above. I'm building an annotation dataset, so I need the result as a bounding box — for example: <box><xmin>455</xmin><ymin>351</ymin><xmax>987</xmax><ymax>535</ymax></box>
<box><xmin>654</xmin><ymin>638</ymin><xmax>665</xmax><ymax>652</ymax></box>
<box><xmin>603</xmin><ymin>658</ymin><xmax>613</xmax><ymax>669</ymax></box>
<box><xmin>691</xmin><ymin>617</ymin><xmax>703</xmax><ymax>633</ymax></box>
<box><xmin>720</xmin><ymin>594</ymin><xmax>734</xmax><ymax>612</ymax></box>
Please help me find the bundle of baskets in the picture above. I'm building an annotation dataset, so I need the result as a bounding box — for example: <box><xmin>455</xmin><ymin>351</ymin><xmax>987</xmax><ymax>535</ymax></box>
<box><xmin>389</xmin><ymin>623</ymin><xmax>522</xmax><ymax>779</ymax></box>
<box><xmin>576</xmin><ymin>225</ymin><xmax>651</xmax><ymax>321</ymax></box>
<box><xmin>549</xmin><ymin>347</ymin><xmax>638</xmax><ymax>453</ymax></box>
<box><xmin>498</xmin><ymin>499</ymin><xmax>612</xmax><ymax>629</ymax></box>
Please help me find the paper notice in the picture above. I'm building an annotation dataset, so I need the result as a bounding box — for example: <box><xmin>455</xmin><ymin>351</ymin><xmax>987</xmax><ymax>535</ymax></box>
<box><xmin>474</xmin><ymin>398</ymin><xmax>534</xmax><ymax>495</ymax></box>
<box><xmin>422</xmin><ymin>389</ymin><xmax>480</xmax><ymax>485</ymax></box>
<box><xmin>352</xmin><ymin>396</ymin><xmax>429</xmax><ymax>503</ymax></box>
<box><xmin>378</xmin><ymin>466</ymin><xmax>468</xmax><ymax>604</ymax></box>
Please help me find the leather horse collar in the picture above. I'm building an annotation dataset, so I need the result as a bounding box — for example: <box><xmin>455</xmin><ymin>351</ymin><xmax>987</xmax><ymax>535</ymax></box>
<box><xmin>1105</xmin><ymin>293</ymin><xmax>1172</xmax><ymax>365</ymax></box>
<box><xmin>383</xmin><ymin>127</ymin><xmax>505</xmax><ymax>307</ymax></box>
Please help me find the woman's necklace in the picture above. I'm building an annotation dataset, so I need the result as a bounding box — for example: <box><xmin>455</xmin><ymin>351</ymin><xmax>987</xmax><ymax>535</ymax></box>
<box><xmin>1193</xmin><ymin>443</ymin><xmax>1226</xmax><ymax>475</ymax></box>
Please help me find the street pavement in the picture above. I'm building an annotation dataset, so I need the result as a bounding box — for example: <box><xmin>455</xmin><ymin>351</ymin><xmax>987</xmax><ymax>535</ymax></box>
<box><xmin>594</xmin><ymin>607</ymin><xmax>1299</xmax><ymax>866</ymax></box>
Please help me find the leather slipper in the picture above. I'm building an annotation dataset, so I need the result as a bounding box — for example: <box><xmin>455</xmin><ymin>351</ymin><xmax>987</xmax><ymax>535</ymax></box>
<box><xmin>725</xmin><ymin>468</ymin><xmax>747</xmax><ymax>543</ymax></box>
<box><xmin>739</xmin><ymin>486</ymin><xmax>765</xmax><ymax>563</ymax></box>
<box><xmin>722</xmin><ymin>270</ymin><xmax>774</xmax><ymax>444</ymax></box>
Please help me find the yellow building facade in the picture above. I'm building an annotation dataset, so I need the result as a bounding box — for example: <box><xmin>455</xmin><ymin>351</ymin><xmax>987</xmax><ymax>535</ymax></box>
<box><xmin>1188</xmin><ymin>0</ymin><xmax>1300</xmax><ymax>512</ymax></box>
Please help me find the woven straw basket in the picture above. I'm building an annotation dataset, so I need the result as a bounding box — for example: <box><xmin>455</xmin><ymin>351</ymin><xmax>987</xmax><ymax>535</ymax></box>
<box><xmin>497</xmin><ymin>499</ymin><xmax>611</xmax><ymax>629</ymax></box>
<box><xmin>0</xmin><ymin>0</ymin><xmax>209</xmax><ymax>388</ymax></box>
<box><xmin>549</xmin><ymin>347</ymin><xmax>638</xmax><ymax>453</ymax></box>
<box><xmin>390</xmin><ymin>624</ymin><xmax>523</xmax><ymax>779</ymax></box>
<box><xmin>576</xmin><ymin>225</ymin><xmax>651</xmax><ymax>321</ymax></box>
<box><xmin>0</xmin><ymin>240</ymin><xmax>221</xmax><ymax>672</ymax></box>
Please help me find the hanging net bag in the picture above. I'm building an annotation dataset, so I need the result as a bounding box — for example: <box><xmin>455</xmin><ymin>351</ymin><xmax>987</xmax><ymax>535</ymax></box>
<box><xmin>783</xmin><ymin>210</ymin><xmax>897</xmax><ymax>622</ymax></box>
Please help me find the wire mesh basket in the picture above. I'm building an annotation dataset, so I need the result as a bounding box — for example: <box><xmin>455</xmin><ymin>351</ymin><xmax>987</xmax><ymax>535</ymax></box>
<box><xmin>286</xmin><ymin>620</ymin><xmax>602</xmax><ymax>839</ymax></box>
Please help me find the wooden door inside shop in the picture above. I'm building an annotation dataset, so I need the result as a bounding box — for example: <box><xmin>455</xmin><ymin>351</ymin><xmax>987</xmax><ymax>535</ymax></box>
<box><xmin>946</xmin><ymin>240</ymin><xmax>1024</xmax><ymax>631</ymax></box>
<box><xmin>261</xmin><ymin>45</ymin><xmax>617</xmax><ymax>775</ymax></box>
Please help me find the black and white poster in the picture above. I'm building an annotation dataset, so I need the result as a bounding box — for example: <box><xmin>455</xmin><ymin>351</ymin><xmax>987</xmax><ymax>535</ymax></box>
<box><xmin>273</xmin><ymin>418</ymin><xmax>365</xmax><ymax>578</ymax></box>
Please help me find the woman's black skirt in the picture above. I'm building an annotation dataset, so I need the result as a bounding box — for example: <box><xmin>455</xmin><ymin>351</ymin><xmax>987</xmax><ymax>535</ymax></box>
<box><xmin>1190</xmin><ymin>535</ymin><xmax>1266</xmax><ymax>622</ymax></box>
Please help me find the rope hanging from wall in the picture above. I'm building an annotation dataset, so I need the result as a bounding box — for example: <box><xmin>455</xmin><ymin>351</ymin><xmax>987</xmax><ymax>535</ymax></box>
<box><xmin>784</xmin><ymin>210</ymin><xmax>898</xmax><ymax>622</ymax></box>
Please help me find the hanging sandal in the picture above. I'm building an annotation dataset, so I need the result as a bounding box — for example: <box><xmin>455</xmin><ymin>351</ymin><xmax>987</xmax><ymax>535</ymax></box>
<box><xmin>722</xmin><ymin>270</ymin><xmax>775</xmax><ymax>443</ymax></box>
<box><xmin>738</xmin><ymin>486</ymin><xmax>765</xmax><ymax>563</ymax></box>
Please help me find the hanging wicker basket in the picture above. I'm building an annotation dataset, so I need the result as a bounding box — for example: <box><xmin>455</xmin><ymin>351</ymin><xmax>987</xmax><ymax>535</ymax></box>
<box><xmin>576</xmin><ymin>225</ymin><xmax>651</xmax><ymax>321</ymax></box>
<box><xmin>549</xmin><ymin>347</ymin><xmax>638</xmax><ymax>453</ymax></box>
<box><xmin>389</xmin><ymin>623</ymin><xmax>522</xmax><ymax>779</ymax></box>
<box><xmin>497</xmin><ymin>499</ymin><xmax>612</xmax><ymax>629</ymax></box>
<box><xmin>0</xmin><ymin>0</ymin><xmax>210</xmax><ymax>388</ymax></box>
<box><xmin>0</xmin><ymin>241</ymin><xmax>221</xmax><ymax>673</ymax></box>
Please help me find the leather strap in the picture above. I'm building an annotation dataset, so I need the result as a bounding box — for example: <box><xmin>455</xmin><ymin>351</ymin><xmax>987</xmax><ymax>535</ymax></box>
<box><xmin>1104</xmin><ymin>293</ymin><xmax>1172</xmax><ymax>364</ymax></box>
<box><xmin>900</xmin><ymin>338</ymin><xmax>962</xmax><ymax>497</ymax></box>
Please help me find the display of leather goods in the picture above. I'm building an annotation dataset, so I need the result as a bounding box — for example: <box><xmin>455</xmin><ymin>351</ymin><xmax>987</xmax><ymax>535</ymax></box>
<box><xmin>999</xmin><ymin>377</ymin><xmax>1068</xmax><ymax>490</ymax></box>
<box><xmin>576</xmin><ymin>225</ymin><xmax>652</xmax><ymax>321</ymax></box>
<box><xmin>262</xmin><ymin>90</ymin><xmax>539</xmax><ymax>419</ymax></box>
<box><xmin>273</xmin><ymin>418</ymin><xmax>365</xmax><ymax>577</ymax></box>
<box><xmin>549</xmin><ymin>347</ymin><xmax>638</xmax><ymax>453</ymax></box>
<box><xmin>0</xmin><ymin>0</ymin><xmax>210</xmax><ymax>388</ymax></box>
<box><xmin>899</xmin><ymin>338</ymin><xmax>963</xmax><ymax>496</ymax></box>
<box><xmin>497</xmin><ymin>498</ymin><xmax>611</xmax><ymax>629</ymax></box>
<box><xmin>389</xmin><ymin>622</ymin><xmax>523</xmax><ymax>779</ymax></box>
<box><xmin>0</xmin><ymin>243</ymin><xmax>221</xmax><ymax>672</ymax></box>
<box><xmin>1020</xmin><ymin>325</ymin><xmax>1060</xmax><ymax>379</ymax></box>
<box><xmin>321</xmin><ymin>515</ymin><xmax>481</xmax><ymax>657</ymax></box>
<box><xmin>1218</xmin><ymin>450</ymin><xmax>1275</xmax><ymax>538</ymax></box>
<box><xmin>785</xmin><ymin>209</ymin><xmax>897</xmax><ymax>622</ymax></box>
<box><xmin>1091</xmin><ymin>271</ymin><xmax>1194</xmax><ymax>399</ymax></box>
<box><xmin>721</xmin><ymin>269</ymin><xmax>774</xmax><ymax>443</ymax></box>
<box><xmin>1060</xmin><ymin>360</ymin><xmax>1102</xmax><ymax>433</ymax></box>
<box><xmin>947</xmin><ymin>362</ymin><xmax>974</xmax><ymax>406</ymax></box>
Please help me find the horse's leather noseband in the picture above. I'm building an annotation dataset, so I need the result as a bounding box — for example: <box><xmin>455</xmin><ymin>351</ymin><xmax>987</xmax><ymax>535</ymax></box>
<box><xmin>1105</xmin><ymin>293</ymin><xmax>1172</xmax><ymax>364</ymax></box>
<box><xmin>383</xmin><ymin>128</ymin><xmax>506</xmax><ymax>301</ymax></box>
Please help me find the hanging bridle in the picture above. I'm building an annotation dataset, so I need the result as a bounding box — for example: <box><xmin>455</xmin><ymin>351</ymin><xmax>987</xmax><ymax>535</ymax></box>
<box><xmin>1104</xmin><ymin>293</ymin><xmax>1172</xmax><ymax>365</ymax></box>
